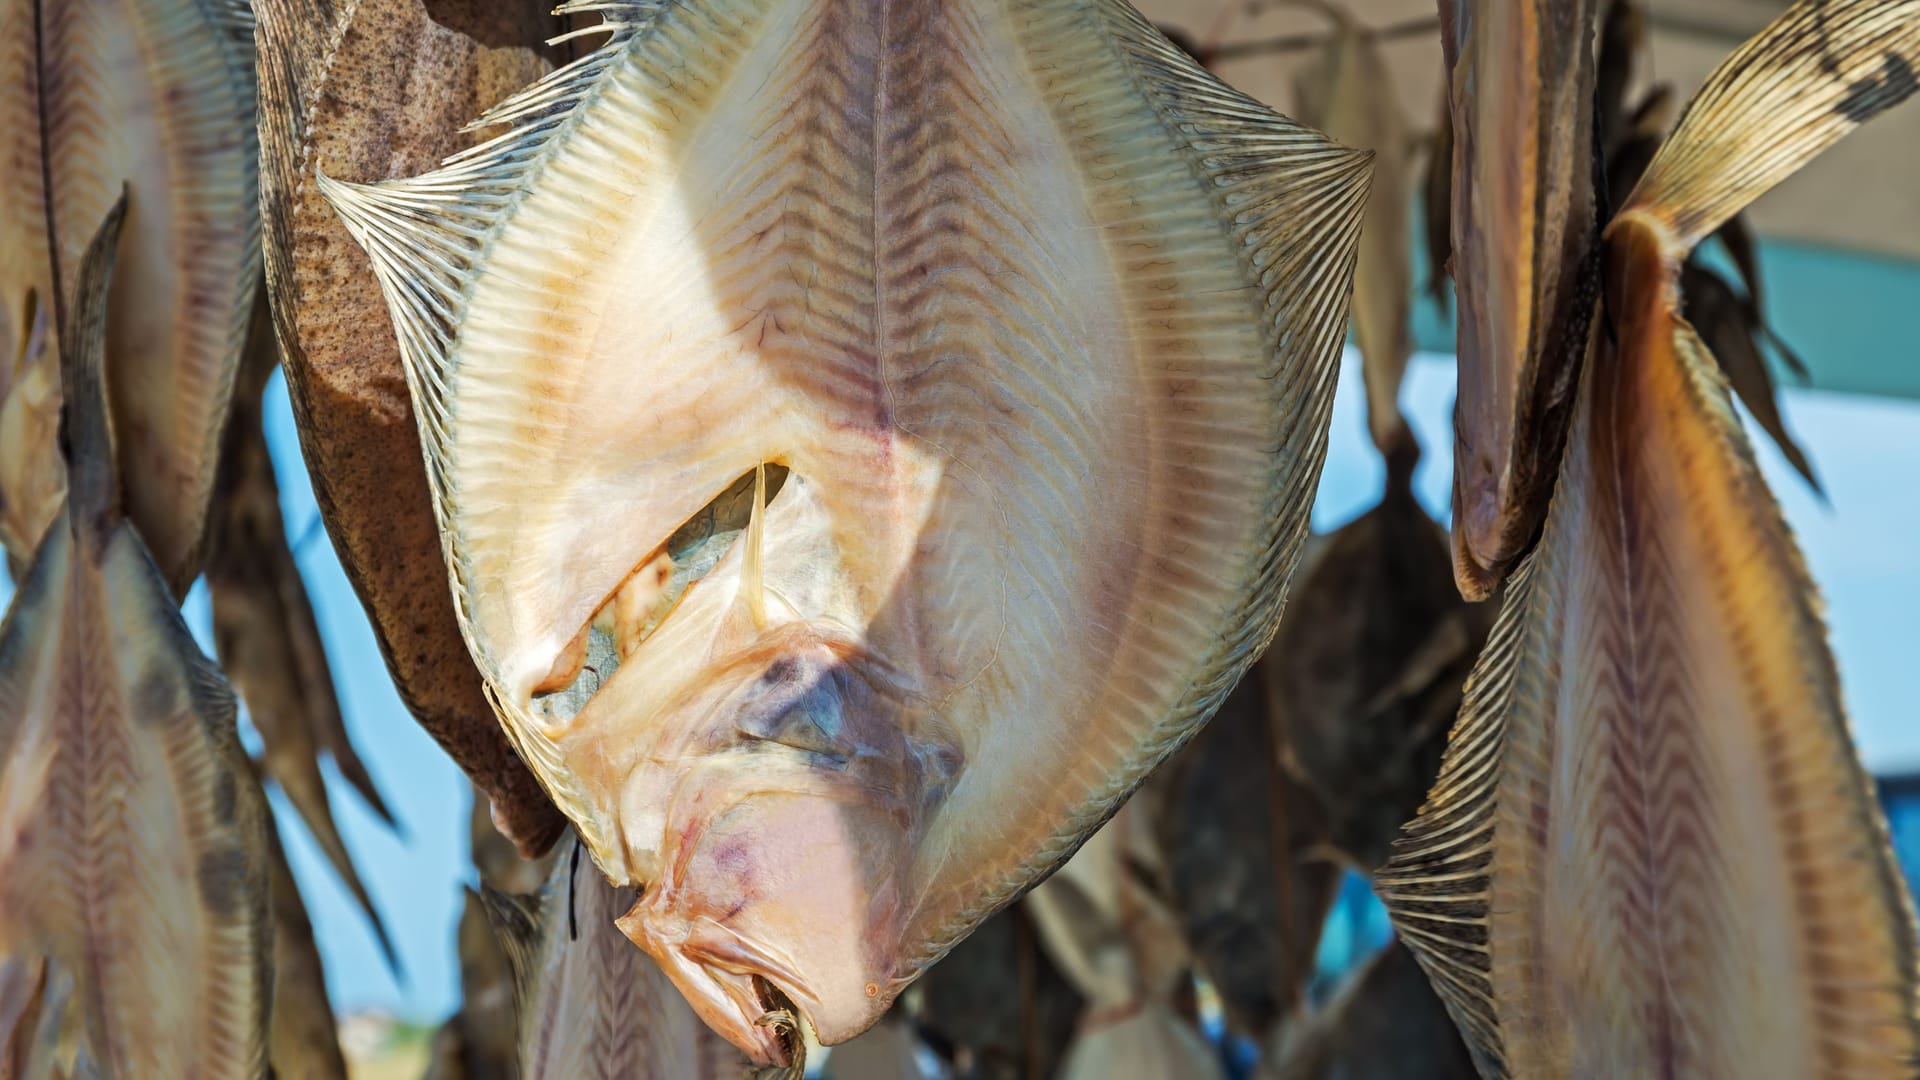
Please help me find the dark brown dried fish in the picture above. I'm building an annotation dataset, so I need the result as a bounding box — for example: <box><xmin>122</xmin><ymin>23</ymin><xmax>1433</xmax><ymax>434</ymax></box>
<box><xmin>1150</xmin><ymin>665</ymin><xmax>1339</xmax><ymax>1040</ymax></box>
<box><xmin>910</xmin><ymin>904</ymin><xmax>1081</xmax><ymax>1080</ymax></box>
<box><xmin>1264</xmin><ymin>464</ymin><xmax>1491</xmax><ymax>874</ymax></box>
<box><xmin>254</xmin><ymin>0</ymin><xmax>568</xmax><ymax>856</ymax></box>
<box><xmin>0</xmin><ymin>198</ymin><xmax>271</xmax><ymax>1078</ymax></box>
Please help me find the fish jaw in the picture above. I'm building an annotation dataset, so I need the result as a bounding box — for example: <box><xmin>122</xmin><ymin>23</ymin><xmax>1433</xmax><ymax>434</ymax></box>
<box><xmin>592</xmin><ymin>630</ymin><xmax>940</xmax><ymax>1058</ymax></box>
<box><xmin>619</xmin><ymin>786</ymin><xmax>913</xmax><ymax>1061</ymax></box>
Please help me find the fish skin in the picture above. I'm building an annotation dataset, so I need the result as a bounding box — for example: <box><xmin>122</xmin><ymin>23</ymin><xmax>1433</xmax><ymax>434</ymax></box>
<box><xmin>1441</xmin><ymin>0</ymin><xmax>1603</xmax><ymax>600</ymax></box>
<box><xmin>252</xmin><ymin>0</ymin><xmax>569</xmax><ymax>858</ymax></box>
<box><xmin>0</xmin><ymin>200</ymin><xmax>271</xmax><ymax>1079</ymax></box>
<box><xmin>1382</xmin><ymin>8</ymin><xmax>1920</xmax><ymax>1072</ymax></box>
<box><xmin>485</xmin><ymin>837</ymin><xmax>748</xmax><ymax>1080</ymax></box>
<box><xmin>206</xmin><ymin>291</ymin><xmax>399</xmax><ymax>972</ymax></box>
<box><xmin>0</xmin><ymin>0</ymin><xmax>258</xmax><ymax>594</ymax></box>
<box><xmin>322</xmin><ymin>0</ymin><xmax>1368</xmax><ymax>1062</ymax></box>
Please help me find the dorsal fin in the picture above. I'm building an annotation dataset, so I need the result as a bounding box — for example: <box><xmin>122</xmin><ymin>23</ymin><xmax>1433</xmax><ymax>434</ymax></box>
<box><xmin>55</xmin><ymin>193</ymin><xmax>128</xmax><ymax>544</ymax></box>
<box><xmin>315</xmin><ymin>2</ymin><xmax>666</xmax><ymax>519</ymax></box>
<box><xmin>1622</xmin><ymin>0</ymin><xmax>1920</xmax><ymax>250</ymax></box>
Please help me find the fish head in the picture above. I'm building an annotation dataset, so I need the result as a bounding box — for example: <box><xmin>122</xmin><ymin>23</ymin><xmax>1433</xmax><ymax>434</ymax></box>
<box><xmin>608</xmin><ymin>627</ymin><xmax>956</xmax><ymax>1063</ymax></box>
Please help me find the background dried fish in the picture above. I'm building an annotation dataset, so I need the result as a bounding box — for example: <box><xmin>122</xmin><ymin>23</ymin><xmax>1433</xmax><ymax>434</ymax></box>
<box><xmin>266</xmin><ymin>813</ymin><xmax>350</xmax><ymax>1080</ymax></box>
<box><xmin>0</xmin><ymin>0</ymin><xmax>259</xmax><ymax>593</ymax></box>
<box><xmin>207</xmin><ymin>291</ymin><xmax>398</xmax><ymax>972</ymax></box>
<box><xmin>0</xmin><ymin>198</ymin><xmax>270</xmax><ymax>1079</ymax></box>
<box><xmin>908</xmin><ymin>905</ymin><xmax>1082</xmax><ymax>1080</ymax></box>
<box><xmin>1150</xmin><ymin>667</ymin><xmax>1339</xmax><ymax>1041</ymax></box>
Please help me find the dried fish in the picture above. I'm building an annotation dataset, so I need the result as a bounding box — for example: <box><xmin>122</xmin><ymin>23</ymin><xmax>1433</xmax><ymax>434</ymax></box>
<box><xmin>1440</xmin><ymin>0</ymin><xmax>1603</xmax><ymax>599</ymax></box>
<box><xmin>484</xmin><ymin>836</ymin><xmax>748</xmax><ymax>1080</ymax></box>
<box><xmin>1382</xmin><ymin>5</ymin><xmax>1920</xmax><ymax>1075</ymax></box>
<box><xmin>1026</xmin><ymin>799</ymin><xmax>1220</xmax><ymax>1080</ymax></box>
<box><xmin>253</xmin><ymin>0</ymin><xmax>568</xmax><ymax>857</ymax></box>
<box><xmin>0</xmin><ymin>0</ymin><xmax>258</xmax><ymax>592</ymax></box>
<box><xmin>1296</xmin><ymin>5</ymin><xmax>1414</xmax><ymax>455</ymax></box>
<box><xmin>1595</xmin><ymin>1</ymin><xmax>1818</xmax><ymax>492</ymax></box>
<box><xmin>265</xmin><ymin>813</ymin><xmax>350</xmax><ymax>1080</ymax></box>
<box><xmin>321</xmin><ymin>0</ymin><xmax>1368</xmax><ymax>1061</ymax></box>
<box><xmin>1259</xmin><ymin>942</ymin><xmax>1476</xmax><ymax>1080</ymax></box>
<box><xmin>1264</xmin><ymin>463</ymin><xmax>1490</xmax><ymax>874</ymax></box>
<box><xmin>207</xmin><ymin>291</ymin><xmax>398</xmax><ymax>970</ymax></box>
<box><xmin>0</xmin><ymin>199</ymin><xmax>270</xmax><ymax>1078</ymax></box>
<box><xmin>1150</xmin><ymin>664</ymin><xmax>1339</xmax><ymax>1040</ymax></box>
<box><xmin>911</xmin><ymin>903</ymin><xmax>1082</xmax><ymax>1080</ymax></box>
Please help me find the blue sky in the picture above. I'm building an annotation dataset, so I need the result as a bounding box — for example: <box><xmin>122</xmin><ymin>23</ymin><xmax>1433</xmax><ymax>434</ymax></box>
<box><xmin>2</xmin><ymin>346</ymin><xmax>1915</xmax><ymax>1022</ymax></box>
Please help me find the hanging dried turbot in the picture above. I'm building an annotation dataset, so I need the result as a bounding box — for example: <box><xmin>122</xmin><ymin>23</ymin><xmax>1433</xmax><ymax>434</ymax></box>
<box><xmin>1149</xmin><ymin>660</ymin><xmax>1341</xmax><ymax>1042</ymax></box>
<box><xmin>1438</xmin><ymin>0</ymin><xmax>1603</xmax><ymax>599</ymax></box>
<box><xmin>1293</xmin><ymin>1</ymin><xmax>1415</xmax><ymax>456</ymax></box>
<box><xmin>0</xmin><ymin>0</ymin><xmax>257</xmax><ymax>592</ymax></box>
<box><xmin>1261</xmin><ymin>448</ymin><xmax>1492</xmax><ymax>875</ymax></box>
<box><xmin>206</xmin><ymin>289</ymin><xmax>399</xmax><ymax>973</ymax></box>
<box><xmin>1380</xmin><ymin>4</ymin><xmax>1920</xmax><ymax>1076</ymax></box>
<box><xmin>253</xmin><ymin>0</ymin><xmax>568</xmax><ymax>857</ymax></box>
<box><xmin>0</xmin><ymin>198</ymin><xmax>270</xmax><ymax>1078</ymax></box>
<box><xmin>1595</xmin><ymin>0</ymin><xmax>1823</xmax><ymax>495</ymax></box>
<box><xmin>482</xmin><ymin>836</ymin><xmax>748</xmax><ymax>1079</ymax></box>
<box><xmin>320</xmin><ymin>0</ymin><xmax>1369</xmax><ymax>1062</ymax></box>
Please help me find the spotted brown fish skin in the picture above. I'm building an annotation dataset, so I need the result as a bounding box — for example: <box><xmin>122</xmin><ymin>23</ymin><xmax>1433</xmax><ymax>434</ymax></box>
<box><xmin>1383</xmin><ymin>5</ymin><xmax>1920</xmax><ymax>1075</ymax></box>
<box><xmin>253</xmin><ymin>0</ymin><xmax>568</xmax><ymax>859</ymax></box>
<box><xmin>324</xmin><ymin>0</ymin><xmax>1368</xmax><ymax>1060</ymax></box>
<box><xmin>0</xmin><ymin>201</ymin><xmax>271</xmax><ymax>1080</ymax></box>
<box><xmin>1441</xmin><ymin>0</ymin><xmax>1602</xmax><ymax>599</ymax></box>
<box><xmin>0</xmin><ymin>0</ymin><xmax>257</xmax><ymax>593</ymax></box>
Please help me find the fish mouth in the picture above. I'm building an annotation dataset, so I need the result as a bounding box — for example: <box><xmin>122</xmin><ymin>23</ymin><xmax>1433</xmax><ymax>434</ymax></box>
<box><xmin>622</xmin><ymin>902</ymin><xmax>816</xmax><ymax>1066</ymax></box>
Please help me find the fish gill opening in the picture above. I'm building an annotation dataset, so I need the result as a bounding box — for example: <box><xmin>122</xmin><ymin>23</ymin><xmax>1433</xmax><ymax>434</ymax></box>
<box><xmin>530</xmin><ymin>462</ymin><xmax>792</xmax><ymax>725</ymax></box>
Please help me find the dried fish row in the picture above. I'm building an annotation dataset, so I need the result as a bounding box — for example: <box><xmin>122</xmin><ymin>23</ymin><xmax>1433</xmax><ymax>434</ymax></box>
<box><xmin>0</xmin><ymin>199</ymin><xmax>271</xmax><ymax>1079</ymax></box>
